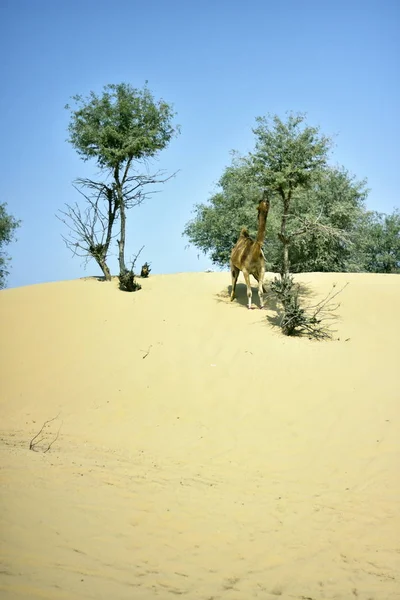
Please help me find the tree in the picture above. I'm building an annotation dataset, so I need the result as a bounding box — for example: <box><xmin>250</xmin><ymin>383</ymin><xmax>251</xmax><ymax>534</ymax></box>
<box><xmin>249</xmin><ymin>112</ymin><xmax>332</xmax><ymax>276</ymax></box>
<box><xmin>183</xmin><ymin>157</ymin><xmax>367</xmax><ymax>275</ymax></box>
<box><xmin>288</xmin><ymin>167</ymin><xmax>369</xmax><ymax>273</ymax></box>
<box><xmin>65</xmin><ymin>82</ymin><xmax>179</xmax><ymax>275</ymax></box>
<box><xmin>0</xmin><ymin>203</ymin><xmax>20</xmax><ymax>289</ymax></box>
<box><xmin>184</xmin><ymin>112</ymin><xmax>361</xmax><ymax>339</ymax></box>
<box><xmin>250</xmin><ymin>113</ymin><xmax>360</xmax><ymax>337</ymax></box>
<box><xmin>58</xmin><ymin>168</ymin><xmax>173</xmax><ymax>280</ymax></box>
<box><xmin>354</xmin><ymin>209</ymin><xmax>400</xmax><ymax>273</ymax></box>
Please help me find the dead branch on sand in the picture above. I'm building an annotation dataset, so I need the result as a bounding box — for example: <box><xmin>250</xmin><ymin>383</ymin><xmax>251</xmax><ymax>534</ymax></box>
<box><xmin>29</xmin><ymin>413</ymin><xmax>63</xmax><ymax>453</ymax></box>
<box><xmin>141</xmin><ymin>345</ymin><xmax>152</xmax><ymax>359</ymax></box>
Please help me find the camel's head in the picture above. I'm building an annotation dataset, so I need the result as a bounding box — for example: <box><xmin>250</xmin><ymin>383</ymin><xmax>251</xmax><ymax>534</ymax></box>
<box><xmin>257</xmin><ymin>195</ymin><xmax>270</xmax><ymax>217</ymax></box>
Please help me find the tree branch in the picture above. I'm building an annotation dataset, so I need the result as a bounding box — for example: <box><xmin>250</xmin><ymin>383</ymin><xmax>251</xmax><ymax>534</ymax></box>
<box><xmin>286</xmin><ymin>211</ymin><xmax>349</xmax><ymax>242</ymax></box>
<box><xmin>56</xmin><ymin>178</ymin><xmax>119</xmax><ymax>273</ymax></box>
<box><xmin>130</xmin><ymin>245</ymin><xmax>145</xmax><ymax>270</ymax></box>
<box><xmin>29</xmin><ymin>413</ymin><xmax>62</xmax><ymax>453</ymax></box>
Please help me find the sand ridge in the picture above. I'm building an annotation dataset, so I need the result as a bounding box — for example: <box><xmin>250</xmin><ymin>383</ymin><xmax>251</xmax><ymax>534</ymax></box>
<box><xmin>1</xmin><ymin>272</ymin><xmax>399</xmax><ymax>599</ymax></box>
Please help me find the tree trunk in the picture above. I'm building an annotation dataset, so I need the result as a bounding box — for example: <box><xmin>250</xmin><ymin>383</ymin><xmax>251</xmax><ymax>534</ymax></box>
<box><xmin>281</xmin><ymin>241</ymin><xmax>290</xmax><ymax>277</ymax></box>
<box><xmin>118</xmin><ymin>198</ymin><xmax>127</xmax><ymax>275</ymax></box>
<box><xmin>279</xmin><ymin>192</ymin><xmax>291</xmax><ymax>277</ymax></box>
<box><xmin>97</xmin><ymin>259</ymin><xmax>112</xmax><ymax>281</ymax></box>
<box><xmin>113</xmin><ymin>167</ymin><xmax>128</xmax><ymax>276</ymax></box>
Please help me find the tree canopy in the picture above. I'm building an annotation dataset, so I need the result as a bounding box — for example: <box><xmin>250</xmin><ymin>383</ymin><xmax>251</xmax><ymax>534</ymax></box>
<box><xmin>354</xmin><ymin>209</ymin><xmax>400</xmax><ymax>273</ymax></box>
<box><xmin>184</xmin><ymin>112</ymin><xmax>397</xmax><ymax>275</ymax></box>
<box><xmin>66</xmin><ymin>82</ymin><xmax>179</xmax><ymax>170</ymax></box>
<box><xmin>0</xmin><ymin>202</ymin><xmax>20</xmax><ymax>288</ymax></box>
<box><xmin>250</xmin><ymin>113</ymin><xmax>332</xmax><ymax>195</ymax></box>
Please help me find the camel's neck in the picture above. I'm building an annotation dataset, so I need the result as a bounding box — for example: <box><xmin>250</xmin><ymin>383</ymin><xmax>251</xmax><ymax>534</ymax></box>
<box><xmin>256</xmin><ymin>209</ymin><xmax>269</xmax><ymax>244</ymax></box>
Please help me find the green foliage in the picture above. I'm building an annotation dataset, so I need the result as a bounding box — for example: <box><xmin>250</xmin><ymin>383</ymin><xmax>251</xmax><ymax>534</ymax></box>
<box><xmin>353</xmin><ymin>209</ymin><xmax>400</xmax><ymax>273</ymax></box>
<box><xmin>0</xmin><ymin>203</ymin><xmax>20</xmax><ymax>289</ymax></box>
<box><xmin>183</xmin><ymin>155</ymin><xmax>368</xmax><ymax>273</ymax></box>
<box><xmin>288</xmin><ymin>167</ymin><xmax>369</xmax><ymax>272</ymax></box>
<box><xmin>183</xmin><ymin>112</ymin><xmax>396</xmax><ymax>277</ymax></box>
<box><xmin>65</xmin><ymin>82</ymin><xmax>179</xmax><ymax>278</ymax></box>
<box><xmin>183</xmin><ymin>158</ymin><xmax>279</xmax><ymax>267</ymax></box>
<box><xmin>66</xmin><ymin>82</ymin><xmax>179</xmax><ymax>169</ymax></box>
<box><xmin>184</xmin><ymin>112</ymin><xmax>336</xmax><ymax>272</ymax></box>
<box><xmin>250</xmin><ymin>112</ymin><xmax>334</xmax><ymax>277</ymax></box>
<box><xmin>250</xmin><ymin>112</ymin><xmax>332</xmax><ymax>195</ymax></box>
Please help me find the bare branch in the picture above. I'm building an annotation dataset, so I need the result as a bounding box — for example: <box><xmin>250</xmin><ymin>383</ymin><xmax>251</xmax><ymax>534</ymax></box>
<box><xmin>121</xmin><ymin>157</ymin><xmax>133</xmax><ymax>186</ymax></box>
<box><xmin>44</xmin><ymin>421</ymin><xmax>63</xmax><ymax>453</ymax></box>
<box><xmin>122</xmin><ymin>169</ymin><xmax>179</xmax><ymax>208</ymax></box>
<box><xmin>270</xmin><ymin>276</ymin><xmax>348</xmax><ymax>340</ymax></box>
<box><xmin>58</xmin><ymin>162</ymin><xmax>178</xmax><ymax>281</ymax></box>
<box><xmin>56</xmin><ymin>178</ymin><xmax>119</xmax><ymax>279</ymax></box>
<box><xmin>310</xmin><ymin>282</ymin><xmax>349</xmax><ymax>319</ymax></box>
<box><xmin>30</xmin><ymin>413</ymin><xmax>62</xmax><ymax>453</ymax></box>
<box><xmin>130</xmin><ymin>245</ymin><xmax>145</xmax><ymax>270</ymax></box>
<box><xmin>286</xmin><ymin>210</ymin><xmax>350</xmax><ymax>242</ymax></box>
<box><xmin>140</xmin><ymin>345</ymin><xmax>152</xmax><ymax>359</ymax></box>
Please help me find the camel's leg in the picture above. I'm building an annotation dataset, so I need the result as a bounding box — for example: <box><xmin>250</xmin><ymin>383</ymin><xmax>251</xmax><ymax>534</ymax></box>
<box><xmin>257</xmin><ymin>264</ymin><xmax>266</xmax><ymax>309</ymax></box>
<box><xmin>230</xmin><ymin>264</ymin><xmax>240</xmax><ymax>301</ymax></box>
<box><xmin>260</xmin><ymin>250</ymin><xmax>267</xmax><ymax>294</ymax></box>
<box><xmin>253</xmin><ymin>272</ymin><xmax>267</xmax><ymax>305</ymax></box>
<box><xmin>242</xmin><ymin>268</ymin><xmax>253</xmax><ymax>309</ymax></box>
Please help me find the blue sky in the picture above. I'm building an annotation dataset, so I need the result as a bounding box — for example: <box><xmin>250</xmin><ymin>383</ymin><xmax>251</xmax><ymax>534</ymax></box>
<box><xmin>1</xmin><ymin>0</ymin><xmax>399</xmax><ymax>288</ymax></box>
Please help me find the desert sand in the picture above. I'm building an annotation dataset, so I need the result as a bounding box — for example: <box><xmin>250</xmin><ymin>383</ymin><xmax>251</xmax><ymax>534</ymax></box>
<box><xmin>1</xmin><ymin>271</ymin><xmax>399</xmax><ymax>599</ymax></box>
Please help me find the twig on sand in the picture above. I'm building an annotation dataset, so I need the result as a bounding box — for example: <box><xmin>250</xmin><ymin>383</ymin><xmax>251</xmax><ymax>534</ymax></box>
<box><xmin>141</xmin><ymin>345</ymin><xmax>152</xmax><ymax>359</ymax></box>
<box><xmin>29</xmin><ymin>413</ymin><xmax>62</xmax><ymax>453</ymax></box>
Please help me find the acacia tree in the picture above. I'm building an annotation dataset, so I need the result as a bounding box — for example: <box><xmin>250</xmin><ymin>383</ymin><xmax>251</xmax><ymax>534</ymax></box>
<box><xmin>288</xmin><ymin>167</ymin><xmax>368</xmax><ymax>272</ymax></box>
<box><xmin>354</xmin><ymin>209</ymin><xmax>400</xmax><ymax>273</ymax></box>
<box><xmin>185</xmin><ymin>112</ymin><xmax>365</xmax><ymax>337</ymax></box>
<box><xmin>249</xmin><ymin>112</ymin><xmax>333</xmax><ymax>276</ymax></box>
<box><xmin>65</xmin><ymin>82</ymin><xmax>179</xmax><ymax>276</ymax></box>
<box><xmin>0</xmin><ymin>202</ymin><xmax>20</xmax><ymax>289</ymax></box>
<box><xmin>249</xmin><ymin>113</ymin><xmax>355</xmax><ymax>337</ymax></box>
<box><xmin>183</xmin><ymin>156</ymin><xmax>367</xmax><ymax>274</ymax></box>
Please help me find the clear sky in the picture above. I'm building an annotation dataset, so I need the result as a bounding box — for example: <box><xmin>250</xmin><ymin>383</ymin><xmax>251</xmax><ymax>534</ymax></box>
<box><xmin>1</xmin><ymin>0</ymin><xmax>399</xmax><ymax>288</ymax></box>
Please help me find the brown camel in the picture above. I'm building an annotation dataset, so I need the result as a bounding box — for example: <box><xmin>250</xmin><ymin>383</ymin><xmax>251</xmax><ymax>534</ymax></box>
<box><xmin>230</xmin><ymin>194</ymin><xmax>270</xmax><ymax>309</ymax></box>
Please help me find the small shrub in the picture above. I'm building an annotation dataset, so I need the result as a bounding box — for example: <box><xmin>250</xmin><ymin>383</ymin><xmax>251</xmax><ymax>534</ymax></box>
<box><xmin>270</xmin><ymin>275</ymin><xmax>309</xmax><ymax>336</ymax></box>
<box><xmin>118</xmin><ymin>268</ymin><xmax>142</xmax><ymax>292</ymax></box>
<box><xmin>270</xmin><ymin>274</ymin><xmax>345</xmax><ymax>339</ymax></box>
<box><xmin>140</xmin><ymin>262</ymin><xmax>151</xmax><ymax>277</ymax></box>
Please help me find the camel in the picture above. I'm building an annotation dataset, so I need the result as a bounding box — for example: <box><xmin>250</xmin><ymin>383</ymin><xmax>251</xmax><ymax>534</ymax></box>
<box><xmin>230</xmin><ymin>194</ymin><xmax>270</xmax><ymax>309</ymax></box>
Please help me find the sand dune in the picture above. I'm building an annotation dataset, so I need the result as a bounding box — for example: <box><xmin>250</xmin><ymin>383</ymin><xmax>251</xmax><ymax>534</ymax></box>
<box><xmin>1</xmin><ymin>272</ymin><xmax>399</xmax><ymax>599</ymax></box>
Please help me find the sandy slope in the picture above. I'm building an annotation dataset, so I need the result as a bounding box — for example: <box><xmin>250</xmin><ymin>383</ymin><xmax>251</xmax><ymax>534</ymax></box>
<box><xmin>1</xmin><ymin>271</ymin><xmax>399</xmax><ymax>600</ymax></box>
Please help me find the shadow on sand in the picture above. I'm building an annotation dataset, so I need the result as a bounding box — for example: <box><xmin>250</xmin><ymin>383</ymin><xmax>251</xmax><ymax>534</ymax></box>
<box><xmin>215</xmin><ymin>278</ymin><xmax>316</xmax><ymax>326</ymax></box>
<box><xmin>80</xmin><ymin>275</ymin><xmax>112</xmax><ymax>283</ymax></box>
